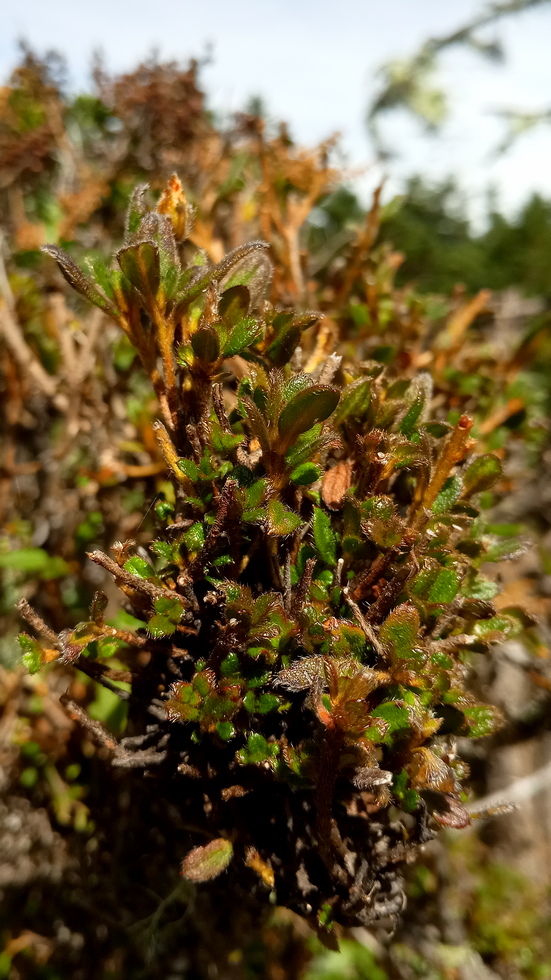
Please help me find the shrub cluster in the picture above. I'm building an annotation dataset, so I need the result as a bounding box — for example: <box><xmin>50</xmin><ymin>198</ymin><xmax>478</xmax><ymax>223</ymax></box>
<box><xmin>17</xmin><ymin>176</ymin><xmax>519</xmax><ymax>936</ymax></box>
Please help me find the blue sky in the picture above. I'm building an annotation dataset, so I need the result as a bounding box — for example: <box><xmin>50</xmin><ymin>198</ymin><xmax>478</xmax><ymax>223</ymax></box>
<box><xmin>3</xmin><ymin>0</ymin><xmax>551</xmax><ymax>226</ymax></box>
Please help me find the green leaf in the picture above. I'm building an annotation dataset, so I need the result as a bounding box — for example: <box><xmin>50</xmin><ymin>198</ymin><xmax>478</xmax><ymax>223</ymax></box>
<box><xmin>361</xmin><ymin>497</ymin><xmax>404</xmax><ymax>549</ymax></box>
<box><xmin>177</xmin><ymin>458</ymin><xmax>199</xmax><ymax>481</ymax></box>
<box><xmin>155</xmin><ymin>500</ymin><xmax>175</xmax><ymax>521</ymax></box>
<box><xmin>125</xmin><ymin>183</ymin><xmax>149</xmax><ymax>237</ymax></box>
<box><xmin>244</xmin><ymin>478</ymin><xmax>268</xmax><ymax>509</ymax></box>
<box><xmin>220</xmin><ymin>652</ymin><xmax>240</xmax><ymax>676</ymax></box>
<box><xmin>242</xmin><ymin>508</ymin><xmax>265</xmax><ymax>523</ymax></box>
<box><xmin>460</xmin><ymin>572</ymin><xmax>499</xmax><ymax>601</ymax></box>
<box><xmin>427</xmin><ymin>569</ymin><xmax>460</xmax><ymax>604</ymax></box>
<box><xmin>361</xmin><ymin>496</ymin><xmax>393</xmax><ymax>522</ymax></box>
<box><xmin>392</xmin><ymin>769</ymin><xmax>420</xmax><ymax>811</ymax></box>
<box><xmin>278</xmin><ymin>385</ymin><xmax>339</xmax><ymax>449</ymax></box>
<box><xmin>191</xmin><ymin>326</ymin><xmax>220</xmax><ymax>363</ymax></box>
<box><xmin>216</xmin><ymin>721</ymin><xmax>236</xmax><ymax>740</ymax></box>
<box><xmin>222</xmin><ymin>316</ymin><xmax>262</xmax><ymax>357</ymax></box>
<box><xmin>267</xmin><ymin>499</ymin><xmax>303</xmax><ymax>536</ymax></box>
<box><xmin>153</xmin><ymin>596</ymin><xmax>184</xmax><ymax>623</ymax></box>
<box><xmin>265</xmin><ymin>312</ymin><xmax>320</xmax><ymax>365</ymax></box>
<box><xmin>123</xmin><ymin>556</ymin><xmax>154</xmax><ymax>578</ymax></box>
<box><xmin>289</xmin><ymin>463</ymin><xmax>321</xmax><ymax>486</ymax></box>
<box><xmin>97</xmin><ymin>637</ymin><xmax>123</xmax><ymax>658</ymax></box>
<box><xmin>333</xmin><ymin>378</ymin><xmax>371</xmax><ymax>425</ymax></box>
<box><xmin>371</xmin><ymin>702</ymin><xmax>411</xmax><ymax>737</ymax></box>
<box><xmin>463</xmin><ymin>703</ymin><xmax>503</xmax><ymax>738</ymax></box>
<box><xmin>210</xmin><ymin>423</ymin><xmax>243</xmax><ymax>454</ymax></box>
<box><xmin>424</xmin><ymin>421</ymin><xmax>452</xmax><ymax>438</ymax></box>
<box><xmin>147</xmin><ymin>614</ymin><xmax>176</xmax><ymax>638</ymax></box>
<box><xmin>313</xmin><ymin>506</ymin><xmax>337</xmax><ymax>565</ymax></box>
<box><xmin>166</xmin><ymin>681</ymin><xmax>201</xmax><ymax>721</ymax></box>
<box><xmin>432</xmin><ymin>476</ymin><xmax>463</xmax><ymax>515</ymax></box>
<box><xmin>463</xmin><ymin>454</ymin><xmax>502</xmax><ymax>496</ymax></box>
<box><xmin>256</xmin><ymin>692</ymin><xmax>281</xmax><ymax>714</ymax></box>
<box><xmin>216</xmin><ymin>242</ymin><xmax>272</xmax><ymax>308</ymax></box>
<box><xmin>183</xmin><ymin>522</ymin><xmax>205</xmax><ymax>554</ymax></box>
<box><xmin>18</xmin><ymin>633</ymin><xmax>42</xmax><ymax>674</ymax></box>
<box><xmin>243</xmin><ymin>690</ymin><xmax>280</xmax><ymax>714</ymax></box>
<box><xmin>473</xmin><ymin>615</ymin><xmax>521</xmax><ymax>640</ymax></box>
<box><xmin>237</xmin><ymin>733</ymin><xmax>278</xmax><ymax>765</ymax></box>
<box><xmin>180</xmin><ymin>839</ymin><xmax>233</xmax><ymax>882</ymax></box>
<box><xmin>150</xmin><ymin>541</ymin><xmax>175</xmax><ymax>562</ymax></box>
<box><xmin>265</xmin><ymin>321</ymin><xmax>302</xmax><ymax>367</ymax></box>
<box><xmin>117</xmin><ymin>241</ymin><xmax>160</xmax><ymax>297</ymax></box>
<box><xmin>86</xmin><ymin>255</ymin><xmax>116</xmax><ymax>299</ymax></box>
<box><xmin>218</xmin><ymin>284</ymin><xmax>250</xmax><ymax>325</ymax></box>
<box><xmin>380</xmin><ymin>603</ymin><xmax>421</xmax><ymax>660</ymax></box>
<box><xmin>399</xmin><ymin>392</ymin><xmax>425</xmax><ymax>438</ymax></box>
<box><xmin>41</xmin><ymin>245</ymin><xmax>120</xmax><ymax>319</ymax></box>
<box><xmin>284</xmin><ymin>424</ymin><xmax>328</xmax><ymax>470</ymax></box>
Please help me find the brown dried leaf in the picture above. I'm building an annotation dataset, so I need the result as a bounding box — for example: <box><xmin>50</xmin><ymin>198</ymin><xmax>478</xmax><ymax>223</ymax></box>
<box><xmin>321</xmin><ymin>461</ymin><xmax>352</xmax><ymax>510</ymax></box>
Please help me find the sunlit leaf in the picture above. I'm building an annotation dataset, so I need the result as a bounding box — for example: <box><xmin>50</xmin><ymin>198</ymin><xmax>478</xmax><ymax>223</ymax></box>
<box><xmin>463</xmin><ymin>454</ymin><xmax>502</xmax><ymax>496</ymax></box>
<box><xmin>432</xmin><ymin>476</ymin><xmax>463</xmax><ymax>515</ymax></box>
<box><xmin>18</xmin><ymin>633</ymin><xmax>43</xmax><ymax>674</ymax></box>
<box><xmin>427</xmin><ymin>568</ymin><xmax>460</xmax><ymax>604</ymax></box>
<box><xmin>267</xmin><ymin>499</ymin><xmax>303</xmax><ymax>536</ymax></box>
<box><xmin>380</xmin><ymin>603</ymin><xmax>421</xmax><ymax>660</ymax></box>
<box><xmin>117</xmin><ymin>240</ymin><xmax>160</xmax><ymax>298</ymax></box>
<box><xmin>278</xmin><ymin>386</ymin><xmax>339</xmax><ymax>449</ymax></box>
<box><xmin>123</xmin><ymin>556</ymin><xmax>154</xmax><ymax>579</ymax></box>
<box><xmin>41</xmin><ymin>245</ymin><xmax>120</xmax><ymax>319</ymax></box>
<box><xmin>222</xmin><ymin>316</ymin><xmax>262</xmax><ymax>357</ymax></box>
<box><xmin>313</xmin><ymin>506</ymin><xmax>337</xmax><ymax>565</ymax></box>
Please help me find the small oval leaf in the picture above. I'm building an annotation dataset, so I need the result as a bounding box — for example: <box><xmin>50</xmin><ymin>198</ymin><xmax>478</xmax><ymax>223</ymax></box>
<box><xmin>267</xmin><ymin>499</ymin><xmax>303</xmax><ymax>536</ymax></box>
<box><xmin>180</xmin><ymin>839</ymin><xmax>233</xmax><ymax>882</ymax></box>
<box><xmin>463</xmin><ymin>454</ymin><xmax>502</xmax><ymax>496</ymax></box>
<box><xmin>278</xmin><ymin>386</ymin><xmax>339</xmax><ymax>449</ymax></box>
<box><xmin>117</xmin><ymin>241</ymin><xmax>160</xmax><ymax>298</ymax></box>
<box><xmin>191</xmin><ymin>326</ymin><xmax>221</xmax><ymax>363</ymax></box>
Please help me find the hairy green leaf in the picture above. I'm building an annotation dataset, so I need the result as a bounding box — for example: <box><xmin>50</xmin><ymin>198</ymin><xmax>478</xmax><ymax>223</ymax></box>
<box><xmin>41</xmin><ymin>245</ymin><xmax>120</xmax><ymax>319</ymax></box>
<box><xmin>267</xmin><ymin>499</ymin><xmax>303</xmax><ymax>536</ymax></box>
<box><xmin>463</xmin><ymin>454</ymin><xmax>502</xmax><ymax>496</ymax></box>
<box><xmin>380</xmin><ymin>603</ymin><xmax>421</xmax><ymax>660</ymax></box>
<box><xmin>278</xmin><ymin>386</ymin><xmax>339</xmax><ymax>449</ymax></box>
<box><xmin>313</xmin><ymin>506</ymin><xmax>337</xmax><ymax>565</ymax></box>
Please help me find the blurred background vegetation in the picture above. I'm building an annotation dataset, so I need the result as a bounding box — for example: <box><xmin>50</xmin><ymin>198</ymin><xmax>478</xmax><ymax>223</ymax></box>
<box><xmin>2</xmin><ymin>1</ymin><xmax>551</xmax><ymax>977</ymax></box>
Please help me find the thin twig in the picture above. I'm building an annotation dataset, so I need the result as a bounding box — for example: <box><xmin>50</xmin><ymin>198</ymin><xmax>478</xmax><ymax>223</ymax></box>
<box><xmin>60</xmin><ymin>694</ymin><xmax>168</xmax><ymax>768</ymax></box>
<box><xmin>428</xmin><ymin>634</ymin><xmax>480</xmax><ymax>653</ymax></box>
<box><xmin>467</xmin><ymin>759</ymin><xmax>551</xmax><ymax>819</ymax></box>
<box><xmin>87</xmin><ymin>550</ymin><xmax>186</xmax><ymax>603</ymax></box>
<box><xmin>60</xmin><ymin>694</ymin><xmax>120</xmax><ymax>751</ymax></box>
<box><xmin>16</xmin><ymin>599</ymin><xmax>60</xmax><ymax>648</ymax></box>
<box><xmin>343</xmin><ymin>589</ymin><xmax>385</xmax><ymax>659</ymax></box>
<box><xmin>291</xmin><ymin>557</ymin><xmax>316</xmax><ymax>617</ymax></box>
<box><xmin>179</xmin><ymin>479</ymin><xmax>237</xmax><ymax>584</ymax></box>
<box><xmin>283</xmin><ymin>549</ymin><xmax>292</xmax><ymax>613</ymax></box>
<box><xmin>74</xmin><ymin>658</ymin><xmax>132</xmax><ymax>699</ymax></box>
<box><xmin>212</xmin><ymin>383</ymin><xmax>232</xmax><ymax>433</ymax></box>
